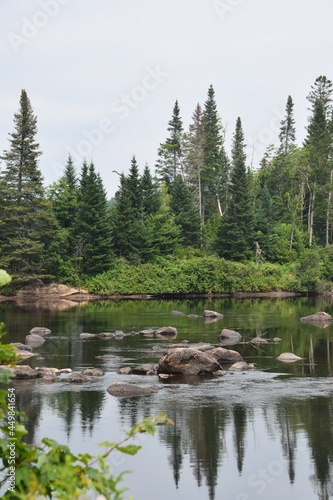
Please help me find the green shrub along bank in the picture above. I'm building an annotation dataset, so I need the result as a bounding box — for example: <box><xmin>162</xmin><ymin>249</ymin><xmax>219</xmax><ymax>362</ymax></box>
<box><xmin>85</xmin><ymin>256</ymin><xmax>294</xmax><ymax>295</ymax></box>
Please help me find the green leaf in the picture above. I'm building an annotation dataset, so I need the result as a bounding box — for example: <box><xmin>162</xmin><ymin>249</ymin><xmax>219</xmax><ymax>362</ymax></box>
<box><xmin>116</xmin><ymin>444</ymin><xmax>142</xmax><ymax>456</ymax></box>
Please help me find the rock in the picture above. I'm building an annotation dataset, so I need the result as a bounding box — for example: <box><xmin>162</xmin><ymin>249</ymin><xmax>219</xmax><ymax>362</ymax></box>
<box><xmin>155</xmin><ymin>326</ymin><xmax>178</xmax><ymax>336</ymax></box>
<box><xmin>25</xmin><ymin>334</ymin><xmax>45</xmax><ymax>348</ymax></box>
<box><xmin>213</xmin><ymin>370</ymin><xmax>227</xmax><ymax>377</ymax></box>
<box><xmin>250</xmin><ymin>337</ymin><xmax>268</xmax><ymax>344</ymax></box>
<box><xmin>187</xmin><ymin>314</ymin><xmax>200</xmax><ymax>319</ymax></box>
<box><xmin>98</xmin><ymin>332</ymin><xmax>114</xmax><ymax>338</ymax></box>
<box><xmin>13</xmin><ymin>365</ymin><xmax>38</xmax><ymax>380</ymax></box>
<box><xmin>140</xmin><ymin>329</ymin><xmax>155</xmax><ymax>337</ymax></box>
<box><xmin>16</xmin><ymin>350</ymin><xmax>35</xmax><ymax>360</ymax></box>
<box><xmin>208</xmin><ymin>347</ymin><xmax>243</xmax><ymax>365</ymax></box>
<box><xmin>170</xmin><ymin>310</ymin><xmax>184</xmax><ymax>316</ymax></box>
<box><xmin>42</xmin><ymin>374</ymin><xmax>57</xmax><ymax>383</ymax></box>
<box><xmin>203</xmin><ymin>310</ymin><xmax>224</xmax><ymax>318</ymax></box>
<box><xmin>118</xmin><ymin>367</ymin><xmax>133</xmax><ymax>375</ymax></box>
<box><xmin>81</xmin><ymin>368</ymin><xmax>104</xmax><ymax>377</ymax></box>
<box><xmin>158</xmin><ymin>348</ymin><xmax>221</xmax><ymax>376</ymax></box>
<box><xmin>277</xmin><ymin>352</ymin><xmax>302</xmax><ymax>362</ymax></box>
<box><xmin>219</xmin><ymin>329</ymin><xmax>242</xmax><ymax>344</ymax></box>
<box><xmin>59</xmin><ymin>368</ymin><xmax>72</xmax><ymax>374</ymax></box>
<box><xmin>228</xmin><ymin>361</ymin><xmax>253</xmax><ymax>371</ymax></box>
<box><xmin>79</xmin><ymin>333</ymin><xmax>97</xmax><ymax>339</ymax></box>
<box><xmin>273</xmin><ymin>337</ymin><xmax>282</xmax><ymax>342</ymax></box>
<box><xmin>107</xmin><ymin>382</ymin><xmax>159</xmax><ymax>398</ymax></box>
<box><xmin>131</xmin><ymin>364</ymin><xmax>158</xmax><ymax>375</ymax></box>
<box><xmin>29</xmin><ymin>327</ymin><xmax>51</xmax><ymax>336</ymax></box>
<box><xmin>35</xmin><ymin>367</ymin><xmax>60</xmax><ymax>376</ymax></box>
<box><xmin>196</xmin><ymin>343</ymin><xmax>215</xmax><ymax>352</ymax></box>
<box><xmin>10</xmin><ymin>342</ymin><xmax>33</xmax><ymax>352</ymax></box>
<box><xmin>64</xmin><ymin>373</ymin><xmax>91</xmax><ymax>383</ymax></box>
<box><xmin>114</xmin><ymin>330</ymin><xmax>124</xmax><ymax>339</ymax></box>
<box><xmin>300</xmin><ymin>311</ymin><xmax>332</xmax><ymax>323</ymax></box>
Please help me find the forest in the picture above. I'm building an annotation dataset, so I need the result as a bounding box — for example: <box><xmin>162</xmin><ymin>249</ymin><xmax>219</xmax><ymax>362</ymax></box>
<box><xmin>1</xmin><ymin>76</ymin><xmax>333</xmax><ymax>294</ymax></box>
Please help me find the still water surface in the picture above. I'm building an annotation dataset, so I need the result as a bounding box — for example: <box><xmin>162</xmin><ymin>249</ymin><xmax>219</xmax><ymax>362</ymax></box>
<box><xmin>2</xmin><ymin>296</ymin><xmax>333</xmax><ymax>499</ymax></box>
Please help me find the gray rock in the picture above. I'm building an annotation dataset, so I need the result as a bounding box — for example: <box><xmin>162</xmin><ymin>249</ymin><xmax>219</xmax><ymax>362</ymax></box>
<box><xmin>79</xmin><ymin>333</ymin><xmax>97</xmax><ymax>339</ymax></box>
<box><xmin>98</xmin><ymin>332</ymin><xmax>114</xmax><ymax>338</ymax></box>
<box><xmin>118</xmin><ymin>367</ymin><xmax>133</xmax><ymax>375</ymax></box>
<box><xmin>95</xmin><ymin>354</ymin><xmax>118</xmax><ymax>360</ymax></box>
<box><xmin>300</xmin><ymin>311</ymin><xmax>332</xmax><ymax>323</ymax></box>
<box><xmin>16</xmin><ymin>350</ymin><xmax>35</xmax><ymax>360</ymax></box>
<box><xmin>13</xmin><ymin>365</ymin><xmax>38</xmax><ymax>380</ymax></box>
<box><xmin>213</xmin><ymin>370</ymin><xmax>227</xmax><ymax>377</ymax></box>
<box><xmin>10</xmin><ymin>342</ymin><xmax>33</xmax><ymax>352</ymax></box>
<box><xmin>81</xmin><ymin>368</ymin><xmax>104</xmax><ymax>377</ymax></box>
<box><xmin>228</xmin><ymin>361</ymin><xmax>253</xmax><ymax>371</ymax></box>
<box><xmin>64</xmin><ymin>373</ymin><xmax>91</xmax><ymax>383</ymax></box>
<box><xmin>131</xmin><ymin>364</ymin><xmax>158</xmax><ymax>375</ymax></box>
<box><xmin>158</xmin><ymin>347</ymin><xmax>221</xmax><ymax>376</ymax></box>
<box><xmin>29</xmin><ymin>327</ymin><xmax>51</xmax><ymax>336</ymax></box>
<box><xmin>114</xmin><ymin>330</ymin><xmax>124</xmax><ymax>339</ymax></box>
<box><xmin>25</xmin><ymin>334</ymin><xmax>45</xmax><ymax>348</ymax></box>
<box><xmin>219</xmin><ymin>329</ymin><xmax>242</xmax><ymax>344</ymax></box>
<box><xmin>187</xmin><ymin>314</ymin><xmax>200</xmax><ymax>319</ymax></box>
<box><xmin>107</xmin><ymin>382</ymin><xmax>159</xmax><ymax>398</ymax></box>
<box><xmin>140</xmin><ymin>329</ymin><xmax>155</xmax><ymax>337</ymax></box>
<box><xmin>273</xmin><ymin>337</ymin><xmax>282</xmax><ymax>343</ymax></box>
<box><xmin>208</xmin><ymin>347</ymin><xmax>243</xmax><ymax>364</ymax></box>
<box><xmin>203</xmin><ymin>310</ymin><xmax>224</xmax><ymax>318</ymax></box>
<box><xmin>59</xmin><ymin>368</ymin><xmax>72</xmax><ymax>374</ymax></box>
<box><xmin>277</xmin><ymin>352</ymin><xmax>302</xmax><ymax>362</ymax></box>
<box><xmin>35</xmin><ymin>367</ymin><xmax>60</xmax><ymax>376</ymax></box>
<box><xmin>155</xmin><ymin>326</ymin><xmax>178</xmax><ymax>336</ymax></box>
<box><xmin>42</xmin><ymin>374</ymin><xmax>58</xmax><ymax>383</ymax></box>
<box><xmin>250</xmin><ymin>337</ymin><xmax>268</xmax><ymax>344</ymax></box>
<box><xmin>170</xmin><ymin>310</ymin><xmax>184</xmax><ymax>316</ymax></box>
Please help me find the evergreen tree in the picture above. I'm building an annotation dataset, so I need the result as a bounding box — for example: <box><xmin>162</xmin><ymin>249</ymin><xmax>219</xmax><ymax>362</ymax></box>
<box><xmin>202</xmin><ymin>85</ymin><xmax>229</xmax><ymax>221</ymax></box>
<box><xmin>279</xmin><ymin>96</ymin><xmax>296</xmax><ymax>157</ymax></box>
<box><xmin>216</xmin><ymin>118</ymin><xmax>254</xmax><ymax>261</ymax></box>
<box><xmin>74</xmin><ymin>161</ymin><xmax>112</xmax><ymax>275</ymax></box>
<box><xmin>155</xmin><ymin>100</ymin><xmax>184</xmax><ymax>185</ymax></box>
<box><xmin>169</xmin><ymin>174</ymin><xmax>201</xmax><ymax>247</ymax></box>
<box><xmin>48</xmin><ymin>154</ymin><xmax>78</xmax><ymax>230</ymax></box>
<box><xmin>0</xmin><ymin>89</ymin><xmax>59</xmax><ymax>276</ymax></box>
<box><xmin>141</xmin><ymin>164</ymin><xmax>161</xmax><ymax>216</ymax></box>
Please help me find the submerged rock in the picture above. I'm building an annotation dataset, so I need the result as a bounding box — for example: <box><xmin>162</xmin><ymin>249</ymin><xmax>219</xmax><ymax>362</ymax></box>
<box><xmin>79</xmin><ymin>333</ymin><xmax>97</xmax><ymax>339</ymax></box>
<box><xmin>300</xmin><ymin>311</ymin><xmax>332</xmax><ymax>323</ymax></box>
<box><xmin>13</xmin><ymin>365</ymin><xmax>38</xmax><ymax>380</ymax></box>
<box><xmin>155</xmin><ymin>326</ymin><xmax>178</xmax><ymax>336</ymax></box>
<box><xmin>277</xmin><ymin>352</ymin><xmax>302</xmax><ymax>362</ymax></box>
<box><xmin>64</xmin><ymin>373</ymin><xmax>91</xmax><ymax>383</ymax></box>
<box><xmin>158</xmin><ymin>347</ymin><xmax>221</xmax><ymax>376</ymax></box>
<box><xmin>107</xmin><ymin>382</ymin><xmax>158</xmax><ymax>398</ymax></box>
<box><xmin>97</xmin><ymin>332</ymin><xmax>114</xmax><ymax>338</ymax></box>
<box><xmin>140</xmin><ymin>329</ymin><xmax>155</xmax><ymax>337</ymax></box>
<box><xmin>81</xmin><ymin>368</ymin><xmax>104</xmax><ymax>377</ymax></box>
<box><xmin>35</xmin><ymin>367</ymin><xmax>60</xmax><ymax>376</ymax></box>
<box><xmin>131</xmin><ymin>364</ymin><xmax>158</xmax><ymax>375</ymax></box>
<box><xmin>228</xmin><ymin>361</ymin><xmax>255</xmax><ymax>371</ymax></box>
<box><xmin>203</xmin><ymin>310</ymin><xmax>224</xmax><ymax>319</ymax></box>
<box><xmin>250</xmin><ymin>337</ymin><xmax>268</xmax><ymax>344</ymax></box>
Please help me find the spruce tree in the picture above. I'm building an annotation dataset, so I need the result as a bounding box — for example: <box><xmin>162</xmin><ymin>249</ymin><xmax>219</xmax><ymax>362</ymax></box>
<box><xmin>279</xmin><ymin>96</ymin><xmax>296</xmax><ymax>157</ymax></box>
<box><xmin>202</xmin><ymin>85</ymin><xmax>229</xmax><ymax>221</ymax></box>
<box><xmin>155</xmin><ymin>100</ymin><xmax>184</xmax><ymax>185</ymax></box>
<box><xmin>74</xmin><ymin>161</ymin><xmax>112</xmax><ymax>275</ymax></box>
<box><xmin>216</xmin><ymin>118</ymin><xmax>254</xmax><ymax>261</ymax></box>
<box><xmin>0</xmin><ymin>89</ymin><xmax>59</xmax><ymax>276</ymax></box>
<box><xmin>141</xmin><ymin>164</ymin><xmax>161</xmax><ymax>216</ymax></box>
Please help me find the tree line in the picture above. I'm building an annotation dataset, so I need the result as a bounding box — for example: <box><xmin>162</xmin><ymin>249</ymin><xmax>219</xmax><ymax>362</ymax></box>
<box><xmin>0</xmin><ymin>78</ymin><xmax>333</xmax><ymax>288</ymax></box>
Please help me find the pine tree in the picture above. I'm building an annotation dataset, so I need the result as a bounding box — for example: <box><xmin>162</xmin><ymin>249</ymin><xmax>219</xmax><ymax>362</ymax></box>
<box><xmin>216</xmin><ymin>118</ymin><xmax>254</xmax><ymax>261</ymax></box>
<box><xmin>74</xmin><ymin>161</ymin><xmax>112</xmax><ymax>275</ymax></box>
<box><xmin>0</xmin><ymin>89</ymin><xmax>59</xmax><ymax>276</ymax></box>
<box><xmin>155</xmin><ymin>100</ymin><xmax>184</xmax><ymax>185</ymax></box>
<box><xmin>202</xmin><ymin>85</ymin><xmax>229</xmax><ymax>221</ymax></box>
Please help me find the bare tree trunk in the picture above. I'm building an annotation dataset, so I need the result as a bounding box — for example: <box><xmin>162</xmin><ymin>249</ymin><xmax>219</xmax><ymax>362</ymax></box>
<box><xmin>326</xmin><ymin>170</ymin><xmax>333</xmax><ymax>246</ymax></box>
<box><xmin>308</xmin><ymin>188</ymin><xmax>315</xmax><ymax>247</ymax></box>
<box><xmin>216</xmin><ymin>195</ymin><xmax>222</xmax><ymax>217</ymax></box>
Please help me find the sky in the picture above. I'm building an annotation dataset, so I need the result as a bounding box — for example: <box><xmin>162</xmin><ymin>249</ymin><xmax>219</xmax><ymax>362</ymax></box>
<box><xmin>1</xmin><ymin>0</ymin><xmax>333</xmax><ymax>198</ymax></box>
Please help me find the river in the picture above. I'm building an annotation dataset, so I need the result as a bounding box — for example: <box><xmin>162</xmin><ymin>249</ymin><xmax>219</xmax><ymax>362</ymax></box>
<box><xmin>1</xmin><ymin>296</ymin><xmax>333</xmax><ymax>499</ymax></box>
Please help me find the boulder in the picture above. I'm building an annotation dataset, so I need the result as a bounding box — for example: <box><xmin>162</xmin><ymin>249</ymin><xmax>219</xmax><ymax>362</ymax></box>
<box><xmin>250</xmin><ymin>337</ymin><xmax>268</xmax><ymax>344</ymax></box>
<box><xmin>277</xmin><ymin>352</ymin><xmax>302</xmax><ymax>363</ymax></box>
<box><xmin>16</xmin><ymin>350</ymin><xmax>35</xmax><ymax>360</ymax></box>
<box><xmin>155</xmin><ymin>326</ymin><xmax>178</xmax><ymax>336</ymax></box>
<box><xmin>187</xmin><ymin>314</ymin><xmax>200</xmax><ymax>319</ymax></box>
<box><xmin>10</xmin><ymin>342</ymin><xmax>33</xmax><ymax>352</ymax></box>
<box><xmin>64</xmin><ymin>373</ymin><xmax>91</xmax><ymax>383</ymax></box>
<box><xmin>29</xmin><ymin>327</ymin><xmax>51</xmax><ymax>336</ymax></box>
<box><xmin>79</xmin><ymin>333</ymin><xmax>97</xmax><ymax>339</ymax></box>
<box><xmin>42</xmin><ymin>374</ymin><xmax>58</xmax><ymax>383</ymax></box>
<box><xmin>170</xmin><ymin>310</ymin><xmax>184</xmax><ymax>316</ymax></box>
<box><xmin>35</xmin><ymin>367</ymin><xmax>60</xmax><ymax>377</ymax></box>
<box><xmin>203</xmin><ymin>310</ymin><xmax>224</xmax><ymax>319</ymax></box>
<box><xmin>114</xmin><ymin>330</ymin><xmax>124</xmax><ymax>340</ymax></box>
<box><xmin>98</xmin><ymin>332</ymin><xmax>114</xmax><ymax>338</ymax></box>
<box><xmin>59</xmin><ymin>368</ymin><xmax>72</xmax><ymax>374</ymax></box>
<box><xmin>81</xmin><ymin>368</ymin><xmax>104</xmax><ymax>377</ymax></box>
<box><xmin>140</xmin><ymin>329</ymin><xmax>155</xmax><ymax>337</ymax></box>
<box><xmin>300</xmin><ymin>311</ymin><xmax>332</xmax><ymax>323</ymax></box>
<box><xmin>13</xmin><ymin>365</ymin><xmax>38</xmax><ymax>380</ymax></box>
<box><xmin>228</xmin><ymin>361</ymin><xmax>254</xmax><ymax>371</ymax></box>
<box><xmin>107</xmin><ymin>382</ymin><xmax>158</xmax><ymax>398</ymax></box>
<box><xmin>25</xmin><ymin>334</ymin><xmax>45</xmax><ymax>348</ymax></box>
<box><xmin>118</xmin><ymin>367</ymin><xmax>133</xmax><ymax>375</ymax></box>
<box><xmin>131</xmin><ymin>364</ymin><xmax>158</xmax><ymax>375</ymax></box>
<box><xmin>208</xmin><ymin>347</ymin><xmax>243</xmax><ymax>365</ymax></box>
<box><xmin>158</xmin><ymin>348</ymin><xmax>221</xmax><ymax>376</ymax></box>
<box><xmin>219</xmin><ymin>329</ymin><xmax>242</xmax><ymax>345</ymax></box>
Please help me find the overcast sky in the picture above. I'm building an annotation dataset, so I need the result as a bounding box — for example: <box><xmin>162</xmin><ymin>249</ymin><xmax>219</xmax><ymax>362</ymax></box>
<box><xmin>1</xmin><ymin>0</ymin><xmax>333</xmax><ymax>197</ymax></box>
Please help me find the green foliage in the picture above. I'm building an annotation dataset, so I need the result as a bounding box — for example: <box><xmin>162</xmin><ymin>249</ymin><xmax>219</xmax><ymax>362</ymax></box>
<box><xmin>293</xmin><ymin>248</ymin><xmax>325</xmax><ymax>292</ymax></box>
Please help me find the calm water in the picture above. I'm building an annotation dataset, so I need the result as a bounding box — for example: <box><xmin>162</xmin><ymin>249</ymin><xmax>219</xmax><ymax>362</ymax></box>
<box><xmin>1</xmin><ymin>296</ymin><xmax>333</xmax><ymax>499</ymax></box>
